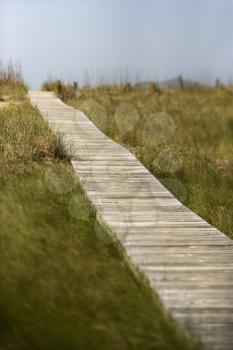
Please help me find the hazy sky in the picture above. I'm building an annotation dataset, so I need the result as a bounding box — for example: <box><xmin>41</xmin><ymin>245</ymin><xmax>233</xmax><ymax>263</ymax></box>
<box><xmin>1</xmin><ymin>0</ymin><xmax>233</xmax><ymax>88</ymax></box>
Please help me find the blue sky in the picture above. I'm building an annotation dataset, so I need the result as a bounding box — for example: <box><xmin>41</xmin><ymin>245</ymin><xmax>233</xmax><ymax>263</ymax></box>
<box><xmin>1</xmin><ymin>0</ymin><xmax>233</xmax><ymax>88</ymax></box>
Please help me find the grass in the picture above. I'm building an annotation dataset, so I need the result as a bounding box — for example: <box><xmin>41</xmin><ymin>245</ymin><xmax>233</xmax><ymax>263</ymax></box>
<box><xmin>0</xmin><ymin>62</ymin><xmax>27</xmax><ymax>102</ymax></box>
<box><xmin>0</xmin><ymin>102</ymin><xmax>68</xmax><ymax>182</ymax></box>
<box><xmin>0</xmin><ymin>75</ymin><xmax>199</xmax><ymax>349</ymax></box>
<box><xmin>53</xmin><ymin>83</ymin><xmax>233</xmax><ymax>239</ymax></box>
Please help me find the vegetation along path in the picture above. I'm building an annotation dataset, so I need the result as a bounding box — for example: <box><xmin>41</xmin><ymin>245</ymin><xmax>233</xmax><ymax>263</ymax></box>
<box><xmin>29</xmin><ymin>91</ymin><xmax>233</xmax><ymax>350</ymax></box>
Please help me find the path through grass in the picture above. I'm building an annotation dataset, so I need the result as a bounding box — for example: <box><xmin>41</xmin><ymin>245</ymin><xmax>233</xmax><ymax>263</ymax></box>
<box><xmin>0</xmin><ymin>76</ymin><xmax>198</xmax><ymax>349</ymax></box>
<box><xmin>54</xmin><ymin>83</ymin><xmax>233</xmax><ymax>239</ymax></box>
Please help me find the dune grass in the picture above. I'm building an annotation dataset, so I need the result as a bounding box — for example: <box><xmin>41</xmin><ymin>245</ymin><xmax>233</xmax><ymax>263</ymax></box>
<box><xmin>0</xmin><ymin>62</ymin><xmax>27</xmax><ymax>102</ymax></box>
<box><xmin>0</xmin><ymin>78</ymin><xmax>199</xmax><ymax>349</ymax></box>
<box><xmin>54</xmin><ymin>83</ymin><xmax>233</xmax><ymax>239</ymax></box>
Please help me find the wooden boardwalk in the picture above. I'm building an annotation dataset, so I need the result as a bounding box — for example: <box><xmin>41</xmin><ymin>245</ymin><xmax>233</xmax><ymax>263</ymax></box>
<box><xmin>29</xmin><ymin>91</ymin><xmax>233</xmax><ymax>350</ymax></box>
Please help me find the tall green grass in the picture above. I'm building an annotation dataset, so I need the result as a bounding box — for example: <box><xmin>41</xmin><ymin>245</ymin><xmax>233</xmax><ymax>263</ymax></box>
<box><xmin>1</xmin><ymin>169</ymin><xmax>199</xmax><ymax>350</ymax></box>
<box><xmin>0</xmin><ymin>76</ymin><xmax>198</xmax><ymax>349</ymax></box>
<box><xmin>52</xmin><ymin>83</ymin><xmax>233</xmax><ymax>239</ymax></box>
<box><xmin>0</xmin><ymin>102</ymin><xmax>68</xmax><ymax>182</ymax></box>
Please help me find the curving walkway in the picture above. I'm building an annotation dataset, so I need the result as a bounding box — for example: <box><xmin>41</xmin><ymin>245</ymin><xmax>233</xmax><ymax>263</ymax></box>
<box><xmin>29</xmin><ymin>91</ymin><xmax>233</xmax><ymax>350</ymax></box>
